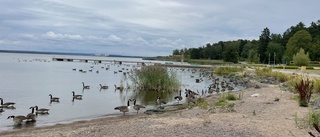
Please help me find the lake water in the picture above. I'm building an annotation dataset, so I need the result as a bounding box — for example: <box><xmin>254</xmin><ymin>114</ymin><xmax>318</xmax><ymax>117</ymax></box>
<box><xmin>0</xmin><ymin>53</ymin><xmax>221</xmax><ymax>132</ymax></box>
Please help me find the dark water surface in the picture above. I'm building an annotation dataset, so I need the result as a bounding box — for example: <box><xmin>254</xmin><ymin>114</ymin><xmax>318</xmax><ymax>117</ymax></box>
<box><xmin>0</xmin><ymin>53</ymin><xmax>217</xmax><ymax>132</ymax></box>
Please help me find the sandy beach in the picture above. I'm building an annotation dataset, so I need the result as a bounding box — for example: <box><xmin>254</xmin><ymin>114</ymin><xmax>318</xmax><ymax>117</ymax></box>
<box><xmin>0</xmin><ymin>83</ymin><xmax>314</xmax><ymax>137</ymax></box>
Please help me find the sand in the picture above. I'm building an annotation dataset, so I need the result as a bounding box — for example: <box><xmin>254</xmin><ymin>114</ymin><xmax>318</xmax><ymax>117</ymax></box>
<box><xmin>0</xmin><ymin>85</ymin><xmax>314</xmax><ymax>137</ymax></box>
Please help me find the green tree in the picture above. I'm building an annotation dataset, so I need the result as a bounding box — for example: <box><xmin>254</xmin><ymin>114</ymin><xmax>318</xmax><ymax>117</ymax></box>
<box><xmin>270</xmin><ymin>33</ymin><xmax>283</xmax><ymax>44</ymax></box>
<box><xmin>293</xmin><ymin>48</ymin><xmax>310</xmax><ymax>66</ymax></box>
<box><xmin>241</xmin><ymin>40</ymin><xmax>258</xmax><ymax>59</ymax></box>
<box><xmin>172</xmin><ymin>49</ymin><xmax>180</xmax><ymax>55</ymax></box>
<box><xmin>258</xmin><ymin>27</ymin><xmax>271</xmax><ymax>64</ymax></box>
<box><xmin>266</xmin><ymin>42</ymin><xmax>284</xmax><ymax>65</ymax></box>
<box><xmin>309</xmin><ymin>38</ymin><xmax>320</xmax><ymax>61</ymax></box>
<box><xmin>212</xmin><ymin>44</ymin><xmax>223</xmax><ymax>60</ymax></box>
<box><xmin>247</xmin><ymin>49</ymin><xmax>260</xmax><ymax>63</ymax></box>
<box><xmin>223</xmin><ymin>46</ymin><xmax>239</xmax><ymax>63</ymax></box>
<box><xmin>307</xmin><ymin>20</ymin><xmax>320</xmax><ymax>40</ymax></box>
<box><xmin>190</xmin><ymin>48</ymin><xmax>201</xmax><ymax>59</ymax></box>
<box><xmin>282</xmin><ymin>22</ymin><xmax>306</xmax><ymax>46</ymax></box>
<box><xmin>285</xmin><ymin>30</ymin><xmax>312</xmax><ymax>59</ymax></box>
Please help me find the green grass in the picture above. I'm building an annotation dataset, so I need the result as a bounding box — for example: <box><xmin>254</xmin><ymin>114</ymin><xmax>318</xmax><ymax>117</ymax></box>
<box><xmin>255</xmin><ymin>67</ymin><xmax>289</xmax><ymax>82</ymax></box>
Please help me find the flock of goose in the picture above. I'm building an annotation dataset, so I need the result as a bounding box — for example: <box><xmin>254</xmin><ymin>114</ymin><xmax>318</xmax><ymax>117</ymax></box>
<box><xmin>2</xmin><ymin>58</ymin><xmax>248</xmax><ymax>128</ymax></box>
<box><xmin>0</xmin><ymin>98</ymin><xmax>49</xmax><ymax>125</ymax></box>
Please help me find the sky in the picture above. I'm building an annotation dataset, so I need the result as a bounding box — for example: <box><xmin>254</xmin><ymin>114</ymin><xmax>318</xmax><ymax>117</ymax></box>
<box><xmin>0</xmin><ymin>0</ymin><xmax>319</xmax><ymax>57</ymax></box>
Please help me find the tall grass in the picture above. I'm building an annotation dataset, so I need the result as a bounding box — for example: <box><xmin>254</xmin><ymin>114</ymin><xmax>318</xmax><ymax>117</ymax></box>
<box><xmin>129</xmin><ymin>65</ymin><xmax>180</xmax><ymax>92</ymax></box>
<box><xmin>314</xmin><ymin>79</ymin><xmax>320</xmax><ymax>93</ymax></box>
<box><xmin>255</xmin><ymin>67</ymin><xmax>289</xmax><ymax>82</ymax></box>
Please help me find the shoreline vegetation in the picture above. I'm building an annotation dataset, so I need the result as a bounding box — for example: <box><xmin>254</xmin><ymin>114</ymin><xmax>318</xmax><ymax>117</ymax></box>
<box><xmin>0</xmin><ymin>84</ymin><xmax>314</xmax><ymax>137</ymax></box>
<box><xmin>1</xmin><ymin>67</ymin><xmax>320</xmax><ymax>136</ymax></box>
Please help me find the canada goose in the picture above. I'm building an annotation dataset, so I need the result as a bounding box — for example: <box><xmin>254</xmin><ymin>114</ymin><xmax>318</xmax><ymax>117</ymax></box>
<box><xmin>82</xmin><ymin>82</ymin><xmax>90</xmax><ymax>89</ymax></box>
<box><xmin>0</xmin><ymin>108</ymin><xmax>4</xmax><ymax>113</ymax></box>
<box><xmin>72</xmin><ymin>91</ymin><xmax>83</xmax><ymax>99</ymax></box>
<box><xmin>132</xmin><ymin>99</ymin><xmax>145</xmax><ymax>114</ymax></box>
<box><xmin>186</xmin><ymin>94</ymin><xmax>196</xmax><ymax>104</ymax></box>
<box><xmin>174</xmin><ymin>90</ymin><xmax>183</xmax><ymax>104</ymax></box>
<box><xmin>114</xmin><ymin>99</ymin><xmax>131</xmax><ymax>115</ymax></box>
<box><xmin>0</xmin><ymin>98</ymin><xmax>15</xmax><ymax>108</ymax></box>
<box><xmin>185</xmin><ymin>91</ymin><xmax>196</xmax><ymax>99</ymax></box>
<box><xmin>114</xmin><ymin>85</ymin><xmax>123</xmax><ymax>90</ymax></box>
<box><xmin>100</xmin><ymin>84</ymin><xmax>109</xmax><ymax>89</ymax></box>
<box><xmin>49</xmin><ymin>94</ymin><xmax>60</xmax><ymax>102</ymax></box>
<box><xmin>7</xmin><ymin>115</ymin><xmax>27</xmax><ymax>125</ymax></box>
<box><xmin>26</xmin><ymin>106</ymin><xmax>36</xmax><ymax>121</ymax></box>
<box><xmin>157</xmin><ymin>97</ymin><xmax>166</xmax><ymax>107</ymax></box>
<box><xmin>34</xmin><ymin>105</ymin><xmax>49</xmax><ymax>114</ymax></box>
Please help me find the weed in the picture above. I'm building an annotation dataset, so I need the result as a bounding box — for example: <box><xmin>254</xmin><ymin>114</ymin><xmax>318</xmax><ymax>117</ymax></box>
<box><xmin>295</xmin><ymin>77</ymin><xmax>314</xmax><ymax>107</ymax></box>
<box><xmin>226</xmin><ymin>93</ymin><xmax>237</xmax><ymax>101</ymax></box>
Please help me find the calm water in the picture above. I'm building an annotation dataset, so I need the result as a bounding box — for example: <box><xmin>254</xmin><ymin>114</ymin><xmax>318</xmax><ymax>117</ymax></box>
<box><xmin>0</xmin><ymin>53</ymin><xmax>217</xmax><ymax>132</ymax></box>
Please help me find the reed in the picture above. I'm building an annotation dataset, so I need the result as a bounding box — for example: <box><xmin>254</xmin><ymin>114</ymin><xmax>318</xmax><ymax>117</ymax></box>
<box><xmin>129</xmin><ymin>65</ymin><xmax>180</xmax><ymax>92</ymax></box>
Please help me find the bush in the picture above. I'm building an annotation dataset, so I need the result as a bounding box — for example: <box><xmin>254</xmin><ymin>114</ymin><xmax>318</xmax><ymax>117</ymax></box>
<box><xmin>293</xmin><ymin>48</ymin><xmax>310</xmax><ymax>66</ymax></box>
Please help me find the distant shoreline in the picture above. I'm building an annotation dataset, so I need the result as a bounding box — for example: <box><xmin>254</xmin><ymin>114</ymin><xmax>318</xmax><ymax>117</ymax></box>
<box><xmin>0</xmin><ymin>50</ymin><xmax>152</xmax><ymax>58</ymax></box>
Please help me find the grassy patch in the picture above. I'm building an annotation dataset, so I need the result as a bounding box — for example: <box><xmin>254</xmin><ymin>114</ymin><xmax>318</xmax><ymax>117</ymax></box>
<box><xmin>255</xmin><ymin>67</ymin><xmax>289</xmax><ymax>82</ymax></box>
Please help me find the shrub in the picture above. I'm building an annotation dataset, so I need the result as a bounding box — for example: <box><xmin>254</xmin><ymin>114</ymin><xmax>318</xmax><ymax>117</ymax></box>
<box><xmin>293</xmin><ymin>48</ymin><xmax>310</xmax><ymax>66</ymax></box>
<box><xmin>295</xmin><ymin>77</ymin><xmax>314</xmax><ymax>107</ymax></box>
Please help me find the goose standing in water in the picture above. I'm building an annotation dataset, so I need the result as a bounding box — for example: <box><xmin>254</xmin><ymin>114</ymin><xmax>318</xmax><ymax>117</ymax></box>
<box><xmin>72</xmin><ymin>91</ymin><xmax>83</xmax><ymax>100</ymax></box>
<box><xmin>114</xmin><ymin>99</ymin><xmax>131</xmax><ymax>115</ymax></box>
<box><xmin>82</xmin><ymin>82</ymin><xmax>90</xmax><ymax>89</ymax></box>
<box><xmin>0</xmin><ymin>98</ymin><xmax>16</xmax><ymax>108</ymax></box>
<box><xmin>34</xmin><ymin>105</ymin><xmax>49</xmax><ymax>114</ymax></box>
<box><xmin>100</xmin><ymin>84</ymin><xmax>109</xmax><ymax>89</ymax></box>
<box><xmin>7</xmin><ymin>115</ymin><xmax>27</xmax><ymax>125</ymax></box>
<box><xmin>26</xmin><ymin>106</ymin><xmax>36</xmax><ymax>121</ymax></box>
<box><xmin>114</xmin><ymin>84</ymin><xmax>123</xmax><ymax>91</ymax></box>
<box><xmin>132</xmin><ymin>99</ymin><xmax>145</xmax><ymax>114</ymax></box>
<box><xmin>174</xmin><ymin>90</ymin><xmax>183</xmax><ymax>104</ymax></box>
<box><xmin>49</xmin><ymin>94</ymin><xmax>60</xmax><ymax>102</ymax></box>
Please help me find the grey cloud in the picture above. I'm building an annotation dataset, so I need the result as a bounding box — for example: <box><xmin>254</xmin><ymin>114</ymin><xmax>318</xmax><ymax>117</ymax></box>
<box><xmin>0</xmin><ymin>0</ymin><xmax>320</xmax><ymax>56</ymax></box>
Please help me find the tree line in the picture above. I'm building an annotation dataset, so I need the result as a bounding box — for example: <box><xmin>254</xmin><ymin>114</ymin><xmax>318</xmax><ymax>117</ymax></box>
<box><xmin>172</xmin><ymin>20</ymin><xmax>320</xmax><ymax>64</ymax></box>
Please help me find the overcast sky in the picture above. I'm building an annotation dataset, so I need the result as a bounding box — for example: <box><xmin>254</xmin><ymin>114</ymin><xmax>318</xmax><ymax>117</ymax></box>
<box><xmin>0</xmin><ymin>0</ymin><xmax>319</xmax><ymax>56</ymax></box>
